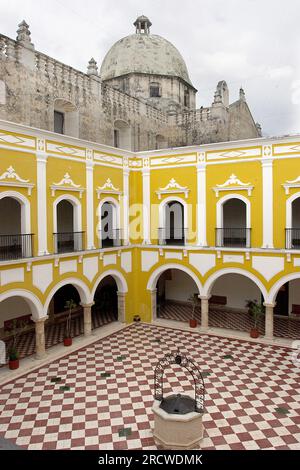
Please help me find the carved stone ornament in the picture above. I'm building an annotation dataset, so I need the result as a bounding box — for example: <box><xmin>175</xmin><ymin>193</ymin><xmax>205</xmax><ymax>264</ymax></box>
<box><xmin>156</xmin><ymin>178</ymin><xmax>190</xmax><ymax>200</ymax></box>
<box><xmin>282</xmin><ymin>176</ymin><xmax>300</xmax><ymax>195</ymax></box>
<box><xmin>0</xmin><ymin>166</ymin><xmax>35</xmax><ymax>195</ymax></box>
<box><xmin>213</xmin><ymin>174</ymin><xmax>253</xmax><ymax>197</ymax></box>
<box><xmin>51</xmin><ymin>173</ymin><xmax>84</xmax><ymax>198</ymax></box>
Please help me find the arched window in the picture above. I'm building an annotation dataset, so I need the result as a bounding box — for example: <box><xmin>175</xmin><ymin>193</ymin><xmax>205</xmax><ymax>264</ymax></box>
<box><xmin>99</xmin><ymin>200</ymin><xmax>121</xmax><ymax>248</ymax></box>
<box><xmin>159</xmin><ymin>199</ymin><xmax>186</xmax><ymax>246</ymax></box>
<box><xmin>54</xmin><ymin>99</ymin><xmax>79</xmax><ymax>137</ymax></box>
<box><xmin>216</xmin><ymin>196</ymin><xmax>250</xmax><ymax>248</ymax></box>
<box><xmin>53</xmin><ymin>196</ymin><xmax>83</xmax><ymax>254</ymax></box>
<box><xmin>0</xmin><ymin>192</ymin><xmax>32</xmax><ymax>260</ymax></box>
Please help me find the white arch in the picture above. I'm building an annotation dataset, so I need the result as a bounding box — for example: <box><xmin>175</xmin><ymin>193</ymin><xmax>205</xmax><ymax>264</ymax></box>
<box><xmin>216</xmin><ymin>193</ymin><xmax>251</xmax><ymax>228</ymax></box>
<box><xmin>268</xmin><ymin>272</ymin><xmax>300</xmax><ymax>304</ymax></box>
<box><xmin>0</xmin><ymin>289</ymin><xmax>43</xmax><ymax>320</ymax></box>
<box><xmin>43</xmin><ymin>278</ymin><xmax>91</xmax><ymax>316</ymax></box>
<box><xmin>0</xmin><ymin>190</ymin><xmax>31</xmax><ymax>234</ymax></box>
<box><xmin>286</xmin><ymin>191</ymin><xmax>300</xmax><ymax>229</ymax></box>
<box><xmin>91</xmin><ymin>269</ymin><xmax>128</xmax><ymax>298</ymax></box>
<box><xmin>158</xmin><ymin>196</ymin><xmax>188</xmax><ymax>241</ymax></box>
<box><xmin>53</xmin><ymin>194</ymin><xmax>82</xmax><ymax>234</ymax></box>
<box><xmin>203</xmin><ymin>268</ymin><xmax>268</xmax><ymax>301</ymax></box>
<box><xmin>147</xmin><ymin>263</ymin><xmax>203</xmax><ymax>294</ymax></box>
<box><xmin>97</xmin><ymin>197</ymin><xmax>121</xmax><ymax>247</ymax></box>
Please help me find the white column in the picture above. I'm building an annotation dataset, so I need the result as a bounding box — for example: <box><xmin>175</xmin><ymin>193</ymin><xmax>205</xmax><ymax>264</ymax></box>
<box><xmin>199</xmin><ymin>295</ymin><xmax>210</xmax><ymax>329</ymax></box>
<box><xmin>263</xmin><ymin>302</ymin><xmax>275</xmax><ymax>339</ymax></box>
<box><xmin>81</xmin><ymin>302</ymin><xmax>94</xmax><ymax>337</ymax></box>
<box><xmin>142</xmin><ymin>168</ymin><xmax>151</xmax><ymax>244</ymax></box>
<box><xmin>34</xmin><ymin>316</ymin><xmax>48</xmax><ymax>359</ymax></box>
<box><xmin>117</xmin><ymin>292</ymin><xmax>126</xmax><ymax>323</ymax></box>
<box><xmin>123</xmin><ymin>168</ymin><xmax>130</xmax><ymax>245</ymax></box>
<box><xmin>86</xmin><ymin>161</ymin><xmax>95</xmax><ymax>250</ymax></box>
<box><xmin>197</xmin><ymin>162</ymin><xmax>207</xmax><ymax>246</ymax></box>
<box><xmin>36</xmin><ymin>151</ymin><xmax>49</xmax><ymax>255</ymax></box>
<box><xmin>262</xmin><ymin>156</ymin><xmax>274</xmax><ymax>248</ymax></box>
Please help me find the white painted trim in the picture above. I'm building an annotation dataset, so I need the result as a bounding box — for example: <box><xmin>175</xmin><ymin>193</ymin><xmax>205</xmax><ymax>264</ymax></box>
<box><xmin>36</xmin><ymin>153</ymin><xmax>49</xmax><ymax>256</ymax></box>
<box><xmin>262</xmin><ymin>158</ymin><xmax>274</xmax><ymax>248</ymax></box>
<box><xmin>142</xmin><ymin>169</ymin><xmax>151</xmax><ymax>244</ymax></box>
<box><xmin>97</xmin><ymin>197</ymin><xmax>121</xmax><ymax>247</ymax></box>
<box><xmin>0</xmin><ymin>289</ymin><xmax>43</xmax><ymax>320</ymax></box>
<box><xmin>43</xmin><ymin>277</ymin><xmax>91</xmax><ymax>315</ymax></box>
<box><xmin>268</xmin><ymin>272</ymin><xmax>300</xmax><ymax>304</ymax></box>
<box><xmin>197</xmin><ymin>164</ymin><xmax>207</xmax><ymax>246</ymax></box>
<box><xmin>203</xmin><ymin>267</ymin><xmax>268</xmax><ymax>301</ymax></box>
<box><xmin>147</xmin><ymin>263</ymin><xmax>203</xmax><ymax>294</ymax></box>
<box><xmin>216</xmin><ymin>194</ymin><xmax>250</xmax><ymax>246</ymax></box>
<box><xmin>86</xmin><ymin>163</ymin><xmax>95</xmax><ymax>250</ymax></box>
<box><xmin>91</xmin><ymin>269</ymin><xmax>128</xmax><ymax>297</ymax></box>
<box><xmin>0</xmin><ymin>190</ymin><xmax>31</xmax><ymax>234</ymax></box>
<box><xmin>286</xmin><ymin>191</ymin><xmax>300</xmax><ymax>229</ymax></box>
<box><xmin>123</xmin><ymin>169</ymin><xmax>129</xmax><ymax>244</ymax></box>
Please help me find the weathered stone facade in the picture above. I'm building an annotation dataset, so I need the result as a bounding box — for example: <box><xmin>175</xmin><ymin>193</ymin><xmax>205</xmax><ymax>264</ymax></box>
<box><xmin>0</xmin><ymin>18</ymin><xmax>261</xmax><ymax>151</ymax></box>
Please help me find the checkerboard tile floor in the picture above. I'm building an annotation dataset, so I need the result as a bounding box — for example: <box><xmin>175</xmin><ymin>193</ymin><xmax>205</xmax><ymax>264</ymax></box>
<box><xmin>1</xmin><ymin>310</ymin><xmax>116</xmax><ymax>363</ymax></box>
<box><xmin>158</xmin><ymin>302</ymin><xmax>300</xmax><ymax>340</ymax></box>
<box><xmin>0</xmin><ymin>324</ymin><xmax>299</xmax><ymax>450</ymax></box>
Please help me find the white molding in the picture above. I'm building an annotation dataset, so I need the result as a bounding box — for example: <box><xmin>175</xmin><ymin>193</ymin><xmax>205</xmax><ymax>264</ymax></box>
<box><xmin>96</xmin><ymin>178</ymin><xmax>123</xmax><ymax>201</ymax></box>
<box><xmin>86</xmin><ymin>163</ymin><xmax>95</xmax><ymax>250</ymax></box>
<box><xmin>197</xmin><ymin>164</ymin><xmax>207</xmax><ymax>246</ymax></box>
<box><xmin>51</xmin><ymin>173</ymin><xmax>85</xmax><ymax>198</ymax></box>
<box><xmin>0</xmin><ymin>166</ymin><xmax>35</xmax><ymax>195</ymax></box>
<box><xmin>158</xmin><ymin>196</ymin><xmax>188</xmax><ymax>244</ymax></box>
<box><xmin>156</xmin><ymin>178</ymin><xmax>190</xmax><ymax>200</ymax></box>
<box><xmin>53</xmin><ymin>194</ymin><xmax>83</xmax><ymax>252</ymax></box>
<box><xmin>213</xmin><ymin>174</ymin><xmax>253</xmax><ymax>197</ymax></box>
<box><xmin>43</xmin><ymin>277</ymin><xmax>91</xmax><ymax>316</ymax></box>
<box><xmin>97</xmin><ymin>197</ymin><xmax>121</xmax><ymax>247</ymax></box>
<box><xmin>0</xmin><ymin>190</ymin><xmax>31</xmax><ymax>234</ymax></box>
<box><xmin>0</xmin><ymin>289</ymin><xmax>43</xmax><ymax>320</ymax></box>
<box><xmin>262</xmin><ymin>159</ymin><xmax>274</xmax><ymax>249</ymax></box>
<box><xmin>282</xmin><ymin>176</ymin><xmax>300</xmax><ymax>195</ymax></box>
<box><xmin>91</xmin><ymin>270</ymin><xmax>128</xmax><ymax>297</ymax></box>
<box><xmin>143</xmin><ymin>169</ymin><xmax>151</xmax><ymax>244</ymax></box>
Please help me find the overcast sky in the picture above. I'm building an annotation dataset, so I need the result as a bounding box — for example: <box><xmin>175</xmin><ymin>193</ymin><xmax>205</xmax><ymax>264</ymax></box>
<box><xmin>1</xmin><ymin>0</ymin><xmax>299</xmax><ymax>136</ymax></box>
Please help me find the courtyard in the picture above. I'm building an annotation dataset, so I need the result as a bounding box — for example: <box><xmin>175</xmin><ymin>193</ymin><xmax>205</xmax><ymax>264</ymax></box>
<box><xmin>0</xmin><ymin>323</ymin><xmax>299</xmax><ymax>450</ymax></box>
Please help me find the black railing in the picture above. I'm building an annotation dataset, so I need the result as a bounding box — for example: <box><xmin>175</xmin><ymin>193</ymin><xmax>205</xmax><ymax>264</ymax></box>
<box><xmin>215</xmin><ymin>228</ymin><xmax>251</xmax><ymax>248</ymax></box>
<box><xmin>158</xmin><ymin>227</ymin><xmax>187</xmax><ymax>246</ymax></box>
<box><xmin>53</xmin><ymin>232</ymin><xmax>84</xmax><ymax>254</ymax></box>
<box><xmin>99</xmin><ymin>229</ymin><xmax>123</xmax><ymax>248</ymax></box>
<box><xmin>286</xmin><ymin>228</ymin><xmax>300</xmax><ymax>249</ymax></box>
<box><xmin>0</xmin><ymin>234</ymin><xmax>33</xmax><ymax>261</ymax></box>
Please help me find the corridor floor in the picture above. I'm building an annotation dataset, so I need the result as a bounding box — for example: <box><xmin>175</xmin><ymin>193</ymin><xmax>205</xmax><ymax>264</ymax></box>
<box><xmin>0</xmin><ymin>323</ymin><xmax>299</xmax><ymax>450</ymax></box>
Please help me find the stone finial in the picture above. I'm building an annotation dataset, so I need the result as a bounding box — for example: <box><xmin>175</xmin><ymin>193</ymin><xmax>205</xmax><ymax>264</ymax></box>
<box><xmin>256</xmin><ymin>122</ymin><xmax>262</xmax><ymax>136</ymax></box>
<box><xmin>16</xmin><ymin>20</ymin><xmax>34</xmax><ymax>49</ymax></box>
<box><xmin>213</xmin><ymin>90</ymin><xmax>222</xmax><ymax>104</ymax></box>
<box><xmin>87</xmin><ymin>58</ymin><xmax>98</xmax><ymax>76</ymax></box>
<box><xmin>239</xmin><ymin>87</ymin><xmax>246</xmax><ymax>102</ymax></box>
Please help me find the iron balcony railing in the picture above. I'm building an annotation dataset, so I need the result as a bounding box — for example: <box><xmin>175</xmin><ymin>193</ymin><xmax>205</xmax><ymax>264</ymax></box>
<box><xmin>286</xmin><ymin>228</ymin><xmax>300</xmax><ymax>249</ymax></box>
<box><xmin>53</xmin><ymin>231</ymin><xmax>85</xmax><ymax>254</ymax></box>
<box><xmin>99</xmin><ymin>229</ymin><xmax>123</xmax><ymax>248</ymax></box>
<box><xmin>0</xmin><ymin>233</ymin><xmax>33</xmax><ymax>261</ymax></box>
<box><xmin>215</xmin><ymin>228</ymin><xmax>251</xmax><ymax>248</ymax></box>
<box><xmin>158</xmin><ymin>227</ymin><xmax>188</xmax><ymax>246</ymax></box>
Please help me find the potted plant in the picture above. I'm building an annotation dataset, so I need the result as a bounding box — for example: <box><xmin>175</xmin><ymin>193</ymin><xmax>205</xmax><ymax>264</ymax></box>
<box><xmin>246</xmin><ymin>299</ymin><xmax>265</xmax><ymax>338</ymax></box>
<box><xmin>188</xmin><ymin>294</ymin><xmax>200</xmax><ymax>328</ymax></box>
<box><xmin>63</xmin><ymin>299</ymin><xmax>76</xmax><ymax>346</ymax></box>
<box><xmin>6</xmin><ymin>318</ymin><xmax>30</xmax><ymax>370</ymax></box>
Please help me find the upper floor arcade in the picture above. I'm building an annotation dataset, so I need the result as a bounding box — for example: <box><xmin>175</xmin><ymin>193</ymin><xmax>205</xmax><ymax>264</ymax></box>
<box><xmin>1</xmin><ymin>119</ymin><xmax>300</xmax><ymax>266</ymax></box>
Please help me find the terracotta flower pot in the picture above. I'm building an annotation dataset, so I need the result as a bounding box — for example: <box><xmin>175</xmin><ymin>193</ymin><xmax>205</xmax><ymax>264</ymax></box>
<box><xmin>250</xmin><ymin>328</ymin><xmax>259</xmax><ymax>338</ymax></box>
<box><xmin>189</xmin><ymin>319</ymin><xmax>197</xmax><ymax>328</ymax></box>
<box><xmin>9</xmin><ymin>359</ymin><xmax>19</xmax><ymax>370</ymax></box>
<box><xmin>64</xmin><ymin>337</ymin><xmax>72</xmax><ymax>347</ymax></box>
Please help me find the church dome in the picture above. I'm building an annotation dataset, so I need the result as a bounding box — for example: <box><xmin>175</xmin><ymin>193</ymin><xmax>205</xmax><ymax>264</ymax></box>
<box><xmin>100</xmin><ymin>16</ymin><xmax>193</xmax><ymax>87</ymax></box>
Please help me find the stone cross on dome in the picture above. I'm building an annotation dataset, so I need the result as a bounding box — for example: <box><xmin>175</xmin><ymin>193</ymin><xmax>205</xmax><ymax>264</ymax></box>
<box><xmin>134</xmin><ymin>15</ymin><xmax>152</xmax><ymax>35</ymax></box>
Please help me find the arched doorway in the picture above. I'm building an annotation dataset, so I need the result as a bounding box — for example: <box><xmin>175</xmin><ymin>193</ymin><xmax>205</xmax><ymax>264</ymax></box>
<box><xmin>53</xmin><ymin>197</ymin><xmax>83</xmax><ymax>253</ymax></box>
<box><xmin>159</xmin><ymin>200</ymin><xmax>185</xmax><ymax>245</ymax></box>
<box><xmin>216</xmin><ymin>197</ymin><xmax>250</xmax><ymax>248</ymax></box>
<box><xmin>0</xmin><ymin>194</ymin><xmax>32</xmax><ymax>260</ymax></box>
<box><xmin>92</xmin><ymin>276</ymin><xmax>118</xmax><ymax>327</ymax></box>
<box><xmin>46</xmin><ymin>284</ymin><xmax>83</xmax><ymax>346</ymax></box>
<box><xmin>155</xmin><ymin>268</ymin><xmax>200</xmax><ymax>322</ymax></box>
<box><xmin>206</xmin><ymin>272</ymin><xmax>265</xmax><ymax>335</ymax></box>
<box><xmin>100</xmin><ymin>201</ymin><xmax>121</xmax><ymax>248</ymax></box>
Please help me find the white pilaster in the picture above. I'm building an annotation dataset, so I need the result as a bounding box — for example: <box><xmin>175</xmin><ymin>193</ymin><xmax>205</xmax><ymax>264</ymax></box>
<box><xmin>197</xmin><ymin>162</ymin><xmax>207</xmax><ymax>246</ymax></box>
<box><xmin>142</xmin><ymin>167</ymin><xmax>151</xmax><ymax>244</ymax></box>
<box><xmin>262</xmin><ymin>156</ymin><xmax>274</xmax><ymax>248</ymax></box>
<box><xmin>36</xmin><ymin>151</ymin><xmax>49</xmax><ymax>255</ymax></box>
<box><xmin>86</xmin><ymin>161</ymin><xmax>95</xmax><ymax>250</ymax></box>
<box><xmin>123</xmin><ymin>168</ymin><xmax>130</xmax><ymax>245</ymax></box>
